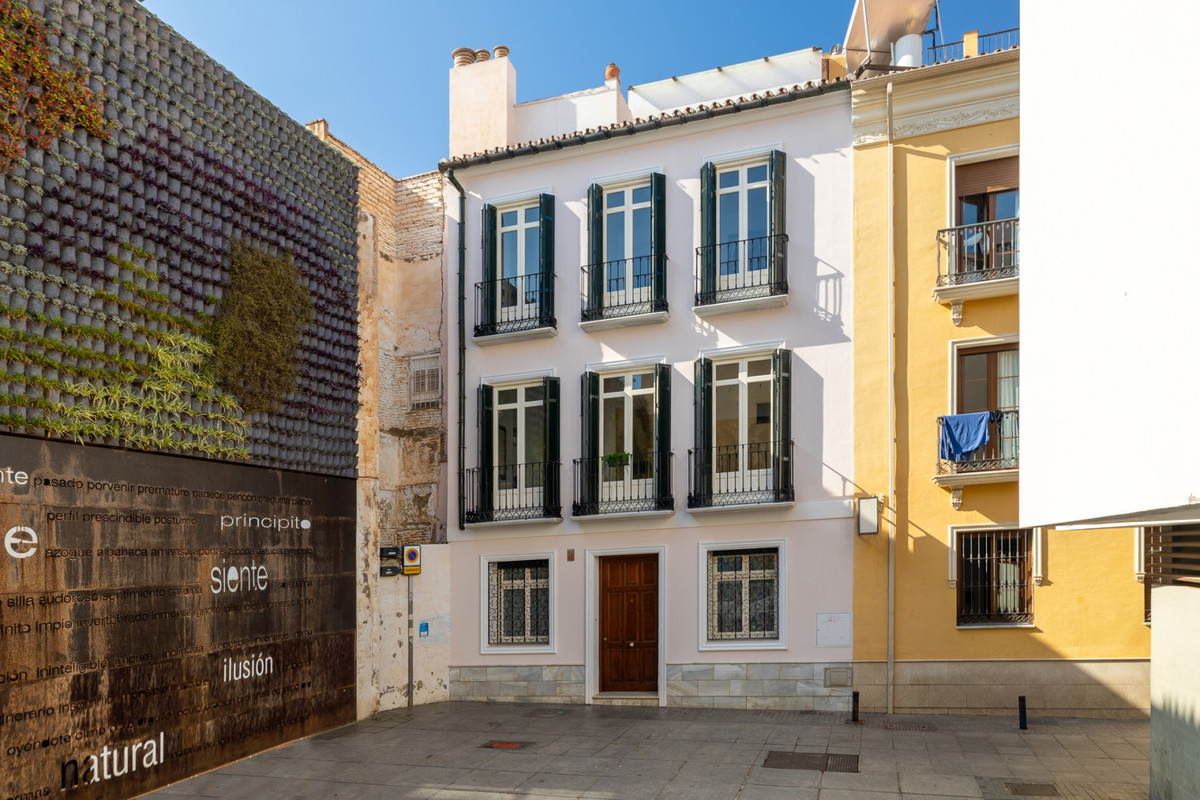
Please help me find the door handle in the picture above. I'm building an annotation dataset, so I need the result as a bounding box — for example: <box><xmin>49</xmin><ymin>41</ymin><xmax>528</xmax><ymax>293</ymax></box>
<box><xmin>628</xmin><ymin>642</ymin><xmax>634</xmax><ymax>647</ymax></box>
<box><xmin>603</xmin><ymin>637</ymin><xmax>607</xmax><ymax>642</ymax></box>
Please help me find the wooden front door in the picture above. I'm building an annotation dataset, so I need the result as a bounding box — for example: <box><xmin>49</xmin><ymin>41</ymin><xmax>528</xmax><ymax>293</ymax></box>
<box><xmin>599</xmin><ymin>553</ymin><xmax>658</xmax><ymax>692</ymax></box>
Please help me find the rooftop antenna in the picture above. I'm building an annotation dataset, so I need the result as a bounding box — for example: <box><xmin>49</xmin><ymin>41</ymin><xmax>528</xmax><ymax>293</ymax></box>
<box><xmin>923</xmin><ymin>0</ymin><xmax>945</xmax><ymax>61</ymax></box>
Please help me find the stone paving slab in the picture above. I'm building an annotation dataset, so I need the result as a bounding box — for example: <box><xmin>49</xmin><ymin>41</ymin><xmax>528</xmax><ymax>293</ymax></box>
<box><xmin>144</xmin><ymin>702</ymin><xmax>1149</xmax><ymax>800</ymax></box>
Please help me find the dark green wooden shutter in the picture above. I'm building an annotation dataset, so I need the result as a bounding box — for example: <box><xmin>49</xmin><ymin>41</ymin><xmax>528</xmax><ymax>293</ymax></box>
<box><xmin>771</xmin><ymin>348</ymin><xmax>793</xmax><ymax>501</ymax></box>
<box><xmin>579</xmin><ymin>371</ymin><xmax>600</xmax><ymax>512</ymax></box>
<box><xmin>654</xmin><ymin>362</ymin><xmax>672</xmax><ymax>509</ymax></box>
<box><xmin>699</xmin><ymin>162</ymin><xmax>716</xmax><ymax>303</ymax></box>
<box><xmin>478</xmin><ymin>383</ymin><xmax>495</xmax><ymax>519</ymax></box>
<box><xmin>587</xmin><ymin>184</ymin><xmax>604</xmax><ymax>318</ymax></box>
<box><xmin>542</xmin><ymin>375</ymin><xmax>560</xmax><ymax>516</ymax></box>
<box><xmin>692</xmin><ymin>357</ymin><xmax>712</xmax><ymax>506</ymax></box>
<box><xmin>481</xmin><ymin>204</ymin><xmax>497</xmax><ymax>331</ymax></box>
<box><xmin>768</xmin><ymin>151</ymin><xmax>787</xmax><ymax>291</ymax></box>
<box><xmin>539</xmin><ymin>193</ymin><xmax>555</xmax><ymax>324</ymax></box>
<box><xmin>651</xmin><ymin>172</ymin><xmax>667</xmax><ymax>312</ymax></box>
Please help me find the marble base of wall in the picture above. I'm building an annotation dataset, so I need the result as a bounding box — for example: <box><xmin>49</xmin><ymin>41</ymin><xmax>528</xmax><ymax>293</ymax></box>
<box><xmin>666</xmin><ymin>662</ymin><xmax>854</xmax><ymax>711</ymax></box>
<box><xmin>449</xmin><ymin>665</ymin><xmax>584</xmax><ymax>703</ymax></box>
<box><xmin>853</xmin><ymin>659</ymin><xmax>1150</xmax><ymax>718</ymax></box>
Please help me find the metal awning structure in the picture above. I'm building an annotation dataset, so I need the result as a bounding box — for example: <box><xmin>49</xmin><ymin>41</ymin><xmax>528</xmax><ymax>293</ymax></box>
<box><xmin>843</xmin><ymin>0</ymin><xmax>936</xmax><ymax>77</ymax></box>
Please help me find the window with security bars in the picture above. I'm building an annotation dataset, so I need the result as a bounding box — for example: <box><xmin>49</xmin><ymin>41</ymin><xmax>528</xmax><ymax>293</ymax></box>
<box><xmin>410</xmin><ymin>354</ymin><xmax>442</xmax><ymax>409</ymax></box>
<box><xmin>707</xmin><ymin>547</ymin><xmax>779</xmax><ymax>640</ymax></box>
<box><xmin>957</xmin><ymin>529</ymin><xmax>1032</xmax><ymax>625</ymax></box>
<box><xmin>487</xmin><ymin>559</ymin><xmax>550</xmax><ymax>645</ymax></box>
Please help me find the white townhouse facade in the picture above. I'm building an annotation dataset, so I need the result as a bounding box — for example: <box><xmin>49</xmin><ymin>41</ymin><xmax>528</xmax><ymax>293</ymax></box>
<box><xmin>440</xmin><ymin>46</ymin><xmax>857</xmax><ymax>709</ymax></box>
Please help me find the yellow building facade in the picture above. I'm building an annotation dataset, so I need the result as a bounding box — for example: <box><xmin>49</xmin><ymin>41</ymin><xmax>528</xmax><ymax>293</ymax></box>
<box><xmin>850</xmin><ymin>45</ymin><xmax>1150</xmax><ymax>717</ymax></box>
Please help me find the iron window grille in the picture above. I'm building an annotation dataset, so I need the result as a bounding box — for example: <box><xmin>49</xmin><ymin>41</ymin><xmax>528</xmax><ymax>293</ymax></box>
<box><xmin>707</xmin><ymin>547</ymin><xmax>779</xmax><ymax>640</ymax></box>
<box><xmin>487</xmin><ymin>559</ymin><xmax>550</xmax><ymax>646</ymax></box>
<box><xmin>409</xmin><ymin>354</ymin><xmax>441</xmax><ymax>409</ymax></box>
<box><xmin>957</xmin><ymin>529</ymin><xmax>1033</xmax><ymax>625</ymax></box>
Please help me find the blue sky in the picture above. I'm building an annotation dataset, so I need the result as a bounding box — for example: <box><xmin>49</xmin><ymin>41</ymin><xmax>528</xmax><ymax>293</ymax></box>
<box><xmin>142</xmin><ymin>0</ymin><xmax>1019</xmax><ymax>179</ymax></box>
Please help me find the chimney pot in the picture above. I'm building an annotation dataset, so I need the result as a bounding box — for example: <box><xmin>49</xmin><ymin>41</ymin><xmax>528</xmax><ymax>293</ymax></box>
<box><xmin>451</xmin><ymin>47</ymin><xmax>476</xmax><ymax>67</ymax></box>
<box><xmin>493</xmin><ymin>45</ymin><xmax>510</xmax><ymax>58</ymax></box>
<box><xmin>475</xmin><ymin>49</ymin><xmax>491</xmax><ymax>62</ymax></box>
<box><xmin>605</xmin><ymin>62</ymin><xmax>620</xmax><ymax>81</ymax></box>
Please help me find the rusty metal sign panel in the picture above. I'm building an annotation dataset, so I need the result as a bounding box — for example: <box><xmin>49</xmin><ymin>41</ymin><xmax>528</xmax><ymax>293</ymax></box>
<box><xmin>0</xmin><ymin>435</ymin><xmax>356</xmax><ymax>799</ymax></box>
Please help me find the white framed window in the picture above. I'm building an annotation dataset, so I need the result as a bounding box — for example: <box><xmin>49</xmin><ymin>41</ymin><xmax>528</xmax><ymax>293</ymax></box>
<box><xmin>603</xmin><ymin>182</ymin><xmax>653</xmax><ymax>305</ymax></box>
<box><xmin>599</xmin><ymin>369</ymin><xmax>656</xmax><ymax>494</ymax></box>
<box><xmin>497</xmin><ymin>202</ymin><xmax>542</xmax><ymax>323</ymax></box>
<box><xmin>481</xmin><ymin>553</ymin><xmax>554</xmax><ymax>652</ymax></box>
<box><xmin>716</xmin><ymin>160</ymin><xmax>770</xmax><ymax>282</ymax></box>
<box><xmin>698</xmin><ymin>540</ymin><xmax>787</xmax><ymax>650</ymax></box>
<box><xmin>409</xmin><ymin>353</ymin><xmax>441</xmax><ymax>409</ymax></box>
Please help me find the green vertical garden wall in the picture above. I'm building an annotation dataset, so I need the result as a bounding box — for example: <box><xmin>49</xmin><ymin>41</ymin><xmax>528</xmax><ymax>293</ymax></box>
<box><xmin>1</xmin><ymin>0</ymin><xmax>360</xmax><ymax>477</ymax></box>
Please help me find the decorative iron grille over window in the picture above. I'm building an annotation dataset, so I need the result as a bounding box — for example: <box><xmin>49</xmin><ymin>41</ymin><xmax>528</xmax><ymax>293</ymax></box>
<box><xmin>487</xmin><ymin>559</ymin><xmax>550</xmax><ymax>645</ymax></box>
<box><xmin>707</xmin><ymin>547</ymin><xmax>779</xmax><ymax>640</ymax></box>
<box><xmin>957</xmin><ymin>529</ymin><xmax>1032</xmax><ymax>625</ymax></box>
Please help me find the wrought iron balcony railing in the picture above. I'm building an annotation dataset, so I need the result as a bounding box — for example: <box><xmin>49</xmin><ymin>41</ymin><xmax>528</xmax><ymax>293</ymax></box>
<box><xmin>571</xmin><ymin>451</ymin><xmax>673</xmax><ymax>516</ymax></box>
<box><xmin>927</xmin><ymin>28</ymin><xmax>1020</xmax><ymax>64</ymax></box>
<box><xmin>687</xmin><ymin>440</ymin><xmax>794</xmax><ymax>508</ymax></box>
<box><xmin>694</xmin><ymin>234</ymin><xmax>787</xmax><ymax>306</ymax></box>
<box><xmin>936</xmin><ymin>409</ymin><xmax>1019</xmax><ymax>475</ymax></box>
<box><xmin>474</xmin><ymin>273</ymin><xmax>556</xmax><ymax>337</ymax></box>
<box><xmin>463</xmin><ymin>461</ymin><xmax>561</xmax><ymax>523</ymax></box>
<box><xmin>937</xmin><ymin>218</ymin><xmax>1019</xmax><ymax>287</ymax></box>
<box><xmin>580</xmin><ymin>256</ymin><xmax>667</xmax><ymax>321</ymax></box>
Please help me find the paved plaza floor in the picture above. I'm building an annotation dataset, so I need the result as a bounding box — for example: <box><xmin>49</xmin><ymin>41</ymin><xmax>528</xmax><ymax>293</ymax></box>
<box><xmin>147</xmin><ymin>701</ymin><xmax>1149</xmax><ymax>800</ymax></box>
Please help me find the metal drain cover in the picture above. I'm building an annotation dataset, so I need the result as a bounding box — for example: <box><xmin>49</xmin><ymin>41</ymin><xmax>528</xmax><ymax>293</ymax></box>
<box><xmin>762</xmin><ymin>752</ymin><xmax>859</xmax><ymax>773</ymax></box>
<box><xmin>480</xmin><ymin>741</ymin><xmax>533</xmax><ymax>749</ymax></box>
<box><xmin>880</xmin><ymin>720</ymin><xmax>937</xmax><ymax>731</ymax></box>
<box><xmin>1006</xmin><ymin>784</ymin><xmax>1059</xmax><ymax>797</ymax></box>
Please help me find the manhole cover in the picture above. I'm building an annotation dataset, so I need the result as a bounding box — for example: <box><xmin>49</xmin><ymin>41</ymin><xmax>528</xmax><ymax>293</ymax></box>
<box><xmin>480</xmin><ymin>741</ymin><xmax>533</xmax><ymax>749</ymax></box>
<box><xmin>825</xmin><ymin>753</ymin><xmax>860</xmax><ymax>774</ymax></box>
<box><xmin>880</xmin><ymin>720</ymin><xmax>936</xmax><ymax>731</ymax></box>
<box><xmin>1006</xmin><ymin>784</ymin><xmax>1059</xmax><ymax>797</ymax></box>
<box><xmin>763</xmin><ymin>751</ymin><xmax>827</xmax><ymax>771</ymax></box>
<box><xmin>762</xmin><ymin>752</ymin><xmax>859</xmax><ymax>773</ymax></box>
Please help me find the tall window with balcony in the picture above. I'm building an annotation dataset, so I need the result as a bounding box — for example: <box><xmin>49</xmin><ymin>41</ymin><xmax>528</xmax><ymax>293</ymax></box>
<box><xmin>689</xmin><ymin>351</ymin><xmax>792</xmax><ymax>508</ymax></box>
<box><xmin>573</xmin><ymin>365</ymin><xmax>672</xmax><ymax>516</ymax></box>
<box><xmin>938</xmin><ymin>344</ymin><xmax>1018</xmax><ymax>475</ymax></box>
<box><xmin>477</xmin><ymin>195</ymin><xmax>555</xmax><ymax>337</ymax></box>
<box><xmin>938</xmin><ymin>156</ymin><xmax>1019</xmax><ymax>288</ymax></box>
<box><xmin>466</xmin><ymin>378</ymin><xmax>560</xmax><ymax>523</ymax></box>
<box><xmin>582</xmin><ymin>175</ymin><xmax>667</xmax><ymax>322</ymax></box>
<box><xmin>696</xmin><ymin>152</ymin><xmax>787</xmax><ymax>306</ymax></box>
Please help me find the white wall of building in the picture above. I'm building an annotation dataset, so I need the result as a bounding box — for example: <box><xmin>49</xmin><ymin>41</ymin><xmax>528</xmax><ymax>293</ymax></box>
<box><xmin>443</xmin><ymin>91</ymin><xmax>854</xmax><ymax>672</ymax></box>
<box><xmin>1020</xmin><ymin>2</ymin><xmax>1200</xmax><ymax>526</ymax></box>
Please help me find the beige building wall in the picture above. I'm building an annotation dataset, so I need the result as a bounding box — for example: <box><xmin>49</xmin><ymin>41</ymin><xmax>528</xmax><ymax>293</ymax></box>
<box><xmin>305</xmin><ymin>120</ymin><xmax>448</xmax><ymax>716</ymax></box>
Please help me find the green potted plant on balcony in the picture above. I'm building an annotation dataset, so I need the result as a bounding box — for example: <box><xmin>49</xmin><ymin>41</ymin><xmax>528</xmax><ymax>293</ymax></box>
<box><xmin>604</xmin><ymin>451</ymin><xmax>630</xmax><ymax>468</ymax></box>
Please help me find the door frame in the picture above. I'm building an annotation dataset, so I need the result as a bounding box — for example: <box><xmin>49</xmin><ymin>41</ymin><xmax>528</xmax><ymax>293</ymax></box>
<box><xmin>585</xmin><ymin>545</ymin><xmax>666</xmax><ymax>706</ymax></box>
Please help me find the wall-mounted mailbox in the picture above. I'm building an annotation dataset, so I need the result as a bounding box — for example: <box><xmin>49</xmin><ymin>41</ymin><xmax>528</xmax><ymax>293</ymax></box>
<box><xmin>380</xmin><ymin>546</ymin><xmax>400</xmax><ymax>559</ymax></box>
<box><xmin>380</xmin><ymin>565</ymin><xmax>401</xmax><ymax>577</ymax></box>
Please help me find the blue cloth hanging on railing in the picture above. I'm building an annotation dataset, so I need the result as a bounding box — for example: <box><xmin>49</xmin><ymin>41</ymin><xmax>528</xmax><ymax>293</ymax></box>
<box><xmin>939</xmin><ymin>412</ymin><xmax>991</xmax><ymax>461</ymax></box>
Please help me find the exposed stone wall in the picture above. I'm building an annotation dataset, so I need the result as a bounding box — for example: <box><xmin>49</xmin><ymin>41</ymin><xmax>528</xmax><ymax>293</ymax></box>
<box><xmin>450</xmin><ymin>665</ymin><xmax>585</xmax><ymax>703</ymax></box>
<box><xmin>448</xmin><ymin>662</ymin><xmax>854</xmax><ymax>710</ymax></box>
<box><xmin>306</xmin><ymin>125</ymin><xmax>446</xmax><ymax>719</ymax></box>
<box><xmin>666</xmin><ymin>662</ymin><xmax>853</xmax><ymax>711</ymax></box>
<box><xmin>855</xmin><ymin>659</ymin><xmax>1150</xmax><ymax>718</ymax></box>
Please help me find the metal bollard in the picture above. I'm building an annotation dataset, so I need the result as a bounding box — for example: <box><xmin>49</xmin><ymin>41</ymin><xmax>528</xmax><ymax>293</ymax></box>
<box><xmin>1018</xmin><ymin>695</ymin><xmax>1027</xmax><ymax>730</ymax></box>
<box><xmin>852</xmin><ymin>690</ymin><xmax>860</xmax><ymax>723</ymax></box>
